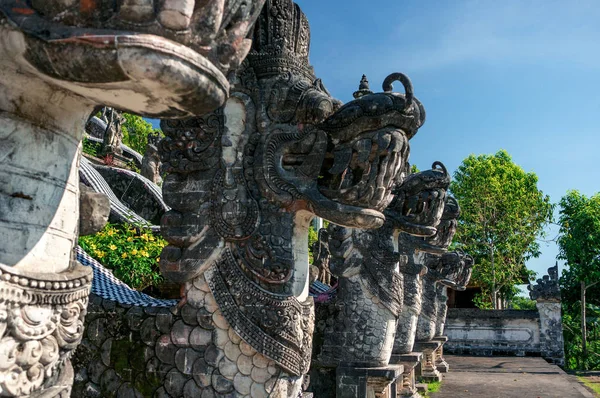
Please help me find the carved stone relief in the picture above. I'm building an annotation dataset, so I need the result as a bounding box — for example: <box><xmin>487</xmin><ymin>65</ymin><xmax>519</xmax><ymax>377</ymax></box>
<box><xmin>393</xmin><ymin>166</ymin><xmax>452</xmax><ymax>355</ymax></box>
<box><xmin>158</xmin><ymin>0</ymin><xmax>418</xmax><ymax>394</ymax></box>
<box><xmin>0</xmin><ymin>0</ymin><xmax>265</xmax><ymax>396</ymax></box>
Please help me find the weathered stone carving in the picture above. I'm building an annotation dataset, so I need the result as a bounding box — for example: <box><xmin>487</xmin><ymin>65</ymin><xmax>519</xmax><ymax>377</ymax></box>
<box><xmin>528</xmin><ymin>263</ymin><xmax>561</xmax><ymax>302</ymax></box>
<box><xmin>311</xmin><ymin>228</ymin><xmax>332</xmax><ymax>285</ymax></box>
<box><xmin>314</xmin><ymin>162</ymin><xmax>451</xmax><ymax>373</ymax></box>
<box><xmin>85</xmin><ymin>116</ymin><xmax>143</xmax><ymax>166</ymax></box>
<box><xmin>393</xmin><ymin>166</ymin><xmax>452</xmax><ymax>355</ymax></box>
<box><xmin>0</xmin><ymin>0</ymin><xmax>264</xmax><ymax>395</ymax></box>
<box><xmin>79</xmin><ymin>184</ymin><xmax>110</xmax><ymax>236</ymax></box>
<box><xmin>0</xmin><ymin>263</ymin><xmax>92</xmax><ymax>397</ymax></box>
<box><xmin>141</xmin><ymin>133</ymin><xmax>163</xmax><ymax>185</ymax></box>
<box><xmin>158</xmin><ymin>0</ymin><xmax>419</xmax><ymax>395</ymax></box>
<box><xmin>74</xmin><ymin>273</ymin><xmax>309</xmax><ymax>398</ymax></box>
<box><xmin>434</xmin><ymin>250</ymin><xmax>474</xmax><ymax>338</ymax></box>
<box><xmin>320</xmin><ymin>224</ymin><xmax>405</xmax><ymax>367</ymax></box>
<box><xmin>416</xmin><ymin>195</ymin><xmax>462</xmax><ymax>343</ymax></box>
<box><xmin>530</xmin><ymin>264</ymin><xmax>565</xmax><ymax>366</ymax></box>
<box><xmin>100</xmin><ymin>108</ymin><xmax>125</xmax><ymax>157</ymax></box>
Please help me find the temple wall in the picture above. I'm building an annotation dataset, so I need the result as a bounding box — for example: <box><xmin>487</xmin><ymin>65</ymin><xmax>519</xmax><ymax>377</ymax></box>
<box><xmin>444</xmin><ymin>308</ymin><xmax>542</xmax><ymax>357</ymax></box>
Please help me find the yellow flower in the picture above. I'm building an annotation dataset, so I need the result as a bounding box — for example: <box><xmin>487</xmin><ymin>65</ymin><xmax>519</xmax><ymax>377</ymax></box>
<box><xmin>127</xmin><ymin>237</ymin><xmax>133</xmax><ymax>242</ymax></box>
<box><xmin>149</xmin><ymin>236</ymin><xmax>155</xmax><ymax>242</ymax></box>
<box><xmin>141</xmin><ymin>234</ymin><xmax>149</xmax><ymax>242</ymax></box>
<box><xmin>121</xmin><ymin>253</ymin><xmax>128</xmax><ymax>259</ymax></box>
<box><xmin>109</xmin><ymin>244</ymin><xmax>117</xmax><ymax>251</ymax></box>
<box><xmin>156</xmin><ymin>257</ymin><xmax>160</xmax><ymax>263</ymax></box>
<box><xmin>96</xmin><ymin>251</ymin><xmax>105</xmax><ymax>259</ymax></box>
<box><xmin>141</xmin><ymin>250</ymin><xmax>150</xmax><ymax>257</ymax></box>
<box><xmin>107</xmin><ymin>230</ymin><xmax>115</xmax><ymax>236</ymax></box>
<box><xmin>131</xmin><ymin>249</ymin><xmax>138</xmax><ymax>255</ymax></box>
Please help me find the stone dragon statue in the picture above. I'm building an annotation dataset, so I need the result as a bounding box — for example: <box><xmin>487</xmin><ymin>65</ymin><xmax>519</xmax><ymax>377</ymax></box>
<box><xmin>72</xmin><ymin>0</ymin><xmax>424</xmax><ymax>396</ymax></box>
<box><xmin>411</xmin><ymin>195</ymin><xmax>473</xmax><ymax>342</ymax></box>
<box><xmin>433</xmin><ymin>249</ymin><xmax>474</xmax><ymax>338</ymax></box>
<box><xmin>393</xmin><ymin>166</ymin><xmax>453</xmax><ymax>355</ymax></box>
<box><xmin>415</xmin><ymin>195</ymin><xmax>462</xmax><ymax>342</ymax></box>
<box><xmin>0</xmin><ymin>0</ymin><xmax>265</xmax><ymax>396</ymax></box>
<box><xmin>317</xmin><ymin>162</ymin><xmax>451</xmax><ymax>368</ymax></box>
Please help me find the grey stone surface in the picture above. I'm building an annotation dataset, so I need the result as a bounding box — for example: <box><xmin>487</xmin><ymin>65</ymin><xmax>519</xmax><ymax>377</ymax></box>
<box><xmin>141</xmin><ymin>134</ymin><xmax>163</xmax><ymax>185</ymax></box>
<box><xmin>529</xmin><ymin>263</ymin><xmax>561</xmax><ymax>301</ymax></box>
<box><xmin>530</xmin><ymin>265</ymin><xmax>565</xmax><ymax>366</ymax></box>
<box><xmin>444</xmin><ymin>308</ymin><xmax>542</xmax><ymax>357</ymax></box>
<box><xmin>99</xmin><ymin>108</ymin><xmax>125</xmax><ymax>157</ymax></box>
<box><xmin>94</xmin><ymin>163</ymin><xmax>169</xmax><ymax>226</ymax></box>
<box><xmin>79</xmin><ymin>184</ymin><xmax>110</xmax><ymax>236</ymax></box>
<box><xmin>413</xmin><ymin>341</ymin><xmax>442</xmax><ymax>382</ymax></box>
<box><xmin>430</xmin><ymin>355</ymin><xmax>593</xmax><ymax>398</ymax></box>
<box><xmin>336</xmin><ymin>365</ymin><xmax>403</xmax><ymax>398</ymax></box>
<box><xmin>389</xmin><ymin>353</ymin><xmax>423</xmax><ymax>398</ymax></box>
<box><xmin>414</xmin><ymin>195</ymin><xmax>473</xmax><ymax>344</ymax></box>
<box><xmin>445</xmin><ymin>265</ymin><xmax>565</xmax><ymax>366</ymax></box>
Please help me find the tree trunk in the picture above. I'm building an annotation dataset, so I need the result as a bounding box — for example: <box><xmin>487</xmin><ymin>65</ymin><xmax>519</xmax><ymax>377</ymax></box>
<box><xmin>581</xmin><ymin>280</ymin><xmax>587</xmax><ymax>370</ymax></box>
<box><xmin>491</xmin><ymin>245</ymin><xmax>497</xmax><ymax>309</ymax></box>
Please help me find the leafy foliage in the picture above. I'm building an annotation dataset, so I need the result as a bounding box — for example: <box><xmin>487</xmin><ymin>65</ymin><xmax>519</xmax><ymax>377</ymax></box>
<box><xmin>557</xmin><ymin>190</ymin><xmax>600</xmax><ymax>370</ymax></box>
<box><xmin>557</xmin><ymin>191</ymin><xmax>600</xmax><ymax>289</ymax></box>
<box><xmin>121</xmin><ymin>114</ymin><xmax>162</xmax><ymax>154</ymax></box>
<box><xmin>563</xmin><ymin>301</ymin><xmax>600</xmax><ymax>370</ymax></box>
<box><xmin>509</xmin><ymin>295</ymin><xmax>537</xmax><ymax>310</ymax></box>
<box><xmin>82</xmin><ymin>137</ymin><xmax>102</xmax><ymax>157</ymax></box>
<box><xmin>450</xmin><ymin>150</ymin><xmax>553</xmax><ymax>308</ymax></box>
<box><xmin>79</xmin><ymin>223</ymin><xmax>167</xmax><ymax>290</ymax></box>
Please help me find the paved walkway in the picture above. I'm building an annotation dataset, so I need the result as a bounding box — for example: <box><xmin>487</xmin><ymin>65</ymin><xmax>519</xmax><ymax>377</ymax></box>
<box><xmin>431</xmin><ymin>355</ymin><xmax>594</xmax><ymax>398</ymax></box>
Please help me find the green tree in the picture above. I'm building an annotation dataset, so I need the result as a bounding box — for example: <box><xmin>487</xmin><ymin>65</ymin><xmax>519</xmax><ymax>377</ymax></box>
<box><xmin>121</xmin><ymin>113</ymin><xmax>162</xmax><ymax>154</ymax></box>
<box><xmin>450</xmin><ymin>150</ymin><xmax>553</xmax><ymax>309</ymax></box>
<box><xmin>557</xmin><ymin>190</ymin><xmax>600</xmax><ymax>369</ymax></box>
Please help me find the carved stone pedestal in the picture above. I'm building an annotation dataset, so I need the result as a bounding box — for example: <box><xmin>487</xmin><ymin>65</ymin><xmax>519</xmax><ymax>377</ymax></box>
<box><xmin>413</xmin><ymin>341</ymin><xmax>442</xmax><ymax>382</ymax></box>
<box><xmin>389</xmin><ymin>353</ymin><xmax>423</xmax><ymax>398</ymax></box>
<box><xmin>0</xmin><ymin>261</ymin><xmax>92</xmax><ymax>397</ymax></box>
<box><xmin>432</xmin><ymin>336</ymin><xmax>449</xmax><ymax>373</ymax></box>
<box><xmin>336</xmin><ymin>365</ymin><xmax>404</xmax><ymax>398</ymax></box>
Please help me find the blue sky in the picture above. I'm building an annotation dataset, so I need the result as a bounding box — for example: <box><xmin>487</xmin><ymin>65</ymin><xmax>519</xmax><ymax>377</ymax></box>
<box><xmin>295</xmin><ymin>0</ymin><xmax>600</xmax><ymax>287</ymax></box>
<box><xmin>150</xmin><ymin>0</ymin><xmax>600</xmax><ymax>289</ymax></box>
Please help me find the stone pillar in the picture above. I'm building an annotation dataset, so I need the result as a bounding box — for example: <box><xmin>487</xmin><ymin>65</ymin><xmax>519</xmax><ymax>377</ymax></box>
<box><xmin>389</xmin><ymin>353</ymin><xmax>423</xmax><ymax>398</ymax></box>
<box><xmin>528</xmin><ymin>264</ymin><xmax>565</xmax><ymax>366</ymax></box>
<box><xmin>336</xmin><ymin>365</ymin><xmax>403</xmax><ymax>398</ymax></box>
<box><xmin>432</xmin><ymin>336</ymin><xmax>449</xmax><ymax>373</ymax></box>
<box><xmin>413</xmin><ymin>341</ymin><xmax>442</xmax><ymax>383</ymax></box>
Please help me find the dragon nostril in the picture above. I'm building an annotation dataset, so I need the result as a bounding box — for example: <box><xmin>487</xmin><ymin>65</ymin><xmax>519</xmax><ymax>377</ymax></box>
<box><xmin>158</xmin><ymin>0</ymin><xmax>195</xmax><ymax>30</ymax></box>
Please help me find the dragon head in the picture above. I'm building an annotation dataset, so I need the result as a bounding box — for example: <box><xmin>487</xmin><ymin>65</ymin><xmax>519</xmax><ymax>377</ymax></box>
<box><xmin>0</xmin><ymin>0</ymin><xmax>265</xmax><ymax>117</ymax></box>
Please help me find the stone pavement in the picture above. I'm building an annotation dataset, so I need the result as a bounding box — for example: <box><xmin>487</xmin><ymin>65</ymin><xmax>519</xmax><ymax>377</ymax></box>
<box><xmin>431</xmin><ymin>355</ymin><xmax>594</xmax><ymax>398</ymax></box>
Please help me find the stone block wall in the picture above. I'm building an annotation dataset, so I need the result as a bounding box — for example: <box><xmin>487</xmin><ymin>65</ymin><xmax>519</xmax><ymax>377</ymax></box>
<box><xmin>444</xmin><ymin>308</ymin><xmax>542</xmax><ymax>357</ymax></box>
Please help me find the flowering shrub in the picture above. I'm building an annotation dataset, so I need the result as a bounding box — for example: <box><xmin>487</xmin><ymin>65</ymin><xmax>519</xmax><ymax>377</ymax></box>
<box><xmin>79</xmin><ymin>223</ymin><xmax>167</xmax><ymax>290</ymax></box>
<box><xmin>102</xmin><ymin>154</ymin><xmax>115</xmax><ymax>166</ymax></box>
